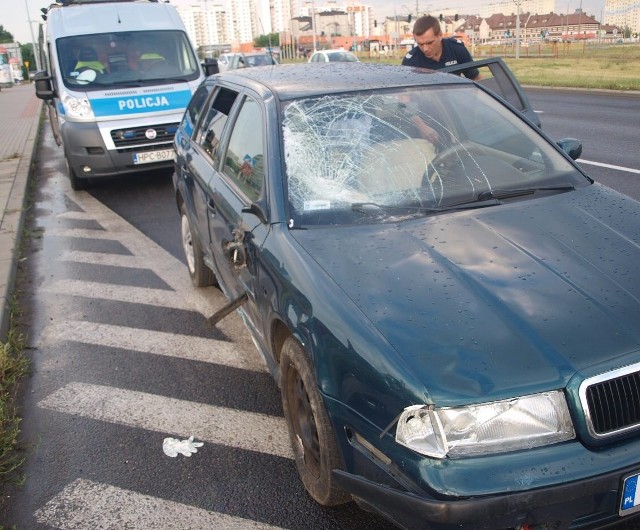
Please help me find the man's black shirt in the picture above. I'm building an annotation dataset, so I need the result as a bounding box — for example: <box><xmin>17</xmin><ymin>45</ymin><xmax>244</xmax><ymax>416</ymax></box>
<box><xmin>402</xmin><ymin>38</ymin><xmax>479</xmax><ymax>79</ymax></box>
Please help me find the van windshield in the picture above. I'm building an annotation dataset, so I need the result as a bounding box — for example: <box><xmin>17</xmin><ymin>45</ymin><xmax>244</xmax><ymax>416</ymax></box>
<box><xmin>57</xmin><ymin>30</ymin><xmax>200</xmax><ymax>89</ymax></box>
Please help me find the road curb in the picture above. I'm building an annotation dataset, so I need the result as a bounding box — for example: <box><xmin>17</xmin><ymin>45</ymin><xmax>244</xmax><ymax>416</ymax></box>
<box><xmin>0</xmin><ymin>101</ymin><xmax>43</xmax><ymax>342</ymax></box>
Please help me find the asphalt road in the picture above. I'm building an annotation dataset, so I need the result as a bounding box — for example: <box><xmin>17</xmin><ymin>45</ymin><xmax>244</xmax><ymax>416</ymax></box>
<box><xmin>526</xmin><ymin>87</ymin><xmax>640</xmax><ymax>200</ymax></box>
<box><xmin>2</xmin><ymin>88</ymin><xmax>640</xmax><ymax>530</ymax></box>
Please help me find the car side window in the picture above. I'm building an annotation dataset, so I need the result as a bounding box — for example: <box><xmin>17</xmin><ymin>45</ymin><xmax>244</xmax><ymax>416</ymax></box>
<box><xmin>181</xmin><ymin>83</ymin><xmax>213</xmax><ymax>137</ymax></box>
<box><xmin>195</xmin><ymin>86</ymin><xmax>239</xmax><ymax>163</ymax></box>
<box><xmin>222</xmin><ymin>97</ymin><xmax>264</xmax><ymax>202</ymax></box>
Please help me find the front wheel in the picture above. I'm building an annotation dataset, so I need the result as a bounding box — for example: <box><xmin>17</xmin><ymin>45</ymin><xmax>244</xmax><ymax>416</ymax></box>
<box><xmin>281</xmin><ymin>337</ymin><xmax>350</xmax><ymax>506</ymax></box>
<box><xmin>65</xmin><ymin>155</ymin><xmax>86</xmax><ymax>191</ymax></box>
<box><xmin>180</xmin><ymin>202</ymin><xmax>216</xmax><ymax>287</ymax></box>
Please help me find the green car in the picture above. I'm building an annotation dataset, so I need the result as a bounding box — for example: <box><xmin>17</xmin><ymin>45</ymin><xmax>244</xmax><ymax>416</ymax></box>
<box><xmin>173</xmin><ymin>62</ymin><xmax>640</xmax><ymax>530</ymax></box>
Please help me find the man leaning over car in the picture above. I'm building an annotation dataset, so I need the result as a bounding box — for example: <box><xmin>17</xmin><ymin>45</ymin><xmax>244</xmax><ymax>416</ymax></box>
<box><xmin>402</xmin><ymin>15</ymin><xmax>481</xmax><ymax>81</ymax></box>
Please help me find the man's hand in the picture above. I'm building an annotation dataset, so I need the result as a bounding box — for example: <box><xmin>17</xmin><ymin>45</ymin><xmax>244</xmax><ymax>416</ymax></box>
<box><xmin>412</xmin><ymin>116</ymin><xmax>439</xmax><ymax>144</ymax></box>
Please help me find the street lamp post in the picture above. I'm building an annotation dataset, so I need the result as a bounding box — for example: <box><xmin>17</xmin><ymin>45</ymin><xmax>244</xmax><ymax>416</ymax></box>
<box><xmin>311</xmin><ymin>0</ymin><xmax>317</xmax><ymax>52</ymax></box>
<box><xmin>514</xmin><ymin>0</ymin><xmax>521</xmax><ymax>59</ymax></box>
<box><xmin>25</xmin><ymin>0</ymin><xmax>41</xmax><ymax>71</ymax></box>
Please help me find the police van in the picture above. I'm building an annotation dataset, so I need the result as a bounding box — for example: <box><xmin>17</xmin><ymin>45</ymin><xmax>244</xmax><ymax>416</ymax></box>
<box><xmin>35</xmin><ymin>0</ymin><xmax>212</xmax><ymax>189</ymax></box>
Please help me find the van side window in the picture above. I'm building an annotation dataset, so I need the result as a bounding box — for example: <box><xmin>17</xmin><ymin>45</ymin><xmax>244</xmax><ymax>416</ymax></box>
<box><xmin>222</xmin><ymin>97</ymin><xmax>264</xmax><ymax>202</ymax></box>
<box><xmin>195</xmin><ymin>87</ymin><xmax>238</xmax><ymax>163</ymax></box>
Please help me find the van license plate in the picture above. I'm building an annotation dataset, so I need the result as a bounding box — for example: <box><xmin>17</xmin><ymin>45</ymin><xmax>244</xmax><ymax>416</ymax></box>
<box><xmin>133</xmin><ymin>149</ymin><xmax>174</xmax><ymax>165</ymax></box>
<box><xmin>620</xmin><ymin>471</ymin><xmax>640</xmax><ymax>516</ymax></box>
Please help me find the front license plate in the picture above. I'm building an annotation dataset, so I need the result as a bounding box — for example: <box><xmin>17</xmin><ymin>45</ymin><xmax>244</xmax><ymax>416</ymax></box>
<box><xmin>620</xmin><ymin>471</ymin><xmax>640</xmax><ymax>516</ymax></box>
<box><xmin>133</xmin><ymin>149</ymin><xmax>174</xmax><ymax>165</ymax></box>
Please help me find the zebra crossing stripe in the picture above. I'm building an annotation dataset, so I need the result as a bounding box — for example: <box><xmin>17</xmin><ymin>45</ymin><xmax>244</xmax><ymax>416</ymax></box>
<box><xmin>35</xmin><ymin>478</ymin><xmax>286</xmax><ymax>529</ymax></box>
<box><xmin>43</xmin><ymin>278</ymin><xmax>204</xmax><ymax>312</ymax></box>
<box><xmin>47</xmin><ymin>320</ymin><xmax>267</xmax><ymax>372</ymax></box>
<box><xmin>38</xmin><ymin>382</ymin><xmax>293</xmax><ymax>459</ymax></box>
<box><xmin>62</xmin><ymin>250</ymin><xmax>145</xmax><ymax>268</ymax></box>
<box><xmin>51</xmin><ymin>193</ymin><xmax>225</xmax><ymax>317</ymax></box>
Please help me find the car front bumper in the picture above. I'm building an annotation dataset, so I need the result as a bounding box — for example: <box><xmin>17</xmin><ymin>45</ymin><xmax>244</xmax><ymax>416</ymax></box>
<box><xmin>333</xmin><ymin>465</ymin><xmax>640</xmax><ymax>530</ymax></box>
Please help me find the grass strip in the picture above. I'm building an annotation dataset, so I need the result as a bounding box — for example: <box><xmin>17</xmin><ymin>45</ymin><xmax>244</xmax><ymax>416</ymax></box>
<box><xmin>0</xmin><ymin>311</ymin><xmax>29</xmax><ymax>486</ymax></box>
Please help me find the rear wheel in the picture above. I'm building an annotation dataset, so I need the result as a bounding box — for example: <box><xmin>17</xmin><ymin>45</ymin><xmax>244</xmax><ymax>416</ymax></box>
<box><xmin>180</xmin><ymin>202</ymin><xmax>216</xmax><ymax>287</ymax></box>
<box><xmin>281</xmin><ymin>337</ymin><xmax>349</xmax><ymax>506</ymax></box>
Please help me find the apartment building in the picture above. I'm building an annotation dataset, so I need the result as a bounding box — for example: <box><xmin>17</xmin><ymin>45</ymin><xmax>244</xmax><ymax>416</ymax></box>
<box><xmin>604</xmin><ymin>0</ymin><xmax>640</xmax><ymax>33</ymax></box>
<box><xmin>177</xmin><ymin>0</ymin><xmax>293</xmax><ymax>49</ymax></box>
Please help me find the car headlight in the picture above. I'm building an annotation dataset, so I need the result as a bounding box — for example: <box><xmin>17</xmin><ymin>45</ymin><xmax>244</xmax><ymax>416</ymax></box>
<box><xmin>62</xmin><ymin>92</ymin><xmax>94</xmax><ymax>120</ymax></box>
<box><xmin>395</xmin><ymin>391</ymin><xmax>575</xmax><ymax>458</ymax></box>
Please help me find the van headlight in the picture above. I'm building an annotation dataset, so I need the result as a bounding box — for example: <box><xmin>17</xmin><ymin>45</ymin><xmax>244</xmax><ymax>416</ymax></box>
<box><xmin>395</xmin><ymin>391</ymin><xmax>575</xmax><ymax>458</ymax></box>
<box><xmin>62</xmin><ymin>92</ymin><xmax>94</xmax><ymax>119</ymax></box>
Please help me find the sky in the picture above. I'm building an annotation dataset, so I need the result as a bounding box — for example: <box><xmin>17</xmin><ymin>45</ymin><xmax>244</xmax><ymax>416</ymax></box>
<box><xmin>6</xmin><ymin>0</ymin><xmax>606</xmax><ymax>47</ymax></box>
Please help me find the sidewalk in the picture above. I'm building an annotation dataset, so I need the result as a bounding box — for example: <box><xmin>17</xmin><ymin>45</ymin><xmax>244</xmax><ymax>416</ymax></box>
<box><xmin>0</xmin><ymin>83</ymin><xmax>42</xmax><ymax>341</ymax></box>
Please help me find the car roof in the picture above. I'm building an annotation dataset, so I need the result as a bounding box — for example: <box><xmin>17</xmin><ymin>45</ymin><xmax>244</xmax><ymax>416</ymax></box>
<box><xmin>315</xmin><ymin>49</ymin><xmax>355</xmax><ymax>54</ymax></box>
<box><xmin>213</xmin><ymin>62</ymin><xmax>469</xmax><ymax>101</ymax></box>
<box><xmin>239</xmin><ymin>51</ymin><xmax>273</xmax><ymax>56</ymax></box>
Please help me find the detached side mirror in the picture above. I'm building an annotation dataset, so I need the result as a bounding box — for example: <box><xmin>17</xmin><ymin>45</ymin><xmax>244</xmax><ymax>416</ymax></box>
<box><xmin>556</xmin><ymin>138</ymin><xmax>582</xmax><ymax>161</ymax></box>
<box><xmin>203</xmin><ymin>58</ymin><xmax>219</xmax><ymax>76</ymax></box>
<box><xmin>34</xmin><ymin>70</ymin><xmax>55</xmax><ymax>100</ymax></box>
<box><xmin>242</xmin><ymin>201</ymin><xmax>268</xmax><ymax>225</ymax></box>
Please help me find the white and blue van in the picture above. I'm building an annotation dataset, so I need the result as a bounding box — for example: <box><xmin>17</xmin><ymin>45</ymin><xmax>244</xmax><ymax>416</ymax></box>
<box><xmin>35</xmin><ymin>0</ymin><xmax>214</xmax><ymax>189</ymax></box>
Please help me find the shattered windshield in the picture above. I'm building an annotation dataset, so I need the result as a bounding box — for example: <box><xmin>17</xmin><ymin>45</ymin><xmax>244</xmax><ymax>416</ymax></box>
<box><xmin>282</xmin><ymin>85</ymin><xmax>587</xmax><ymax>227</ymax></box>
<box><xmin>57</xmin><ymin>30</ymin><xmax>200</xmax><ymax>89</ymax></box>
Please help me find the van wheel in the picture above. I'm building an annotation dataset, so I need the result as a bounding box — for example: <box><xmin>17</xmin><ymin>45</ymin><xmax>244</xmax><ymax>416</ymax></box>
<box><xmin>65</xmin><ymin>156</ymin><xmax>86</xmax><ymax>191</ymax></box>
<box><xmin>281</xmin><ymin>337</ymin><xmax>350</xmax><ymax>506</ymax></box>
<box><xmin>48</xmin><ymin>102</ymin><xmax>62</xmax><ymax>146</ymax></box>
<box><xmin>180</xmin><ymin>202</ymin><xmax>216</xmax><ymax>287</ymax></box>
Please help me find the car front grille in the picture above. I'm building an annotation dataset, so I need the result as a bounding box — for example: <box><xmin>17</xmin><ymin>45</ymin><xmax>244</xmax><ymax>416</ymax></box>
<box><xmin>110</xmin><ymin>122</ymin><xmax>179</xmax><ymax>152</ymax></box>
<box><xmin>581</xmin><ymin>363</ymin><xmax>640</xmax><ymax>439</ymax></box>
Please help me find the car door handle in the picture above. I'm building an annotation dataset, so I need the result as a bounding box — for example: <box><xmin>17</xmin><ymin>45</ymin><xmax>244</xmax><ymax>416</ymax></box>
<box><xmin>207</xmin><ymin>198</ymin><xmax>216</xmax><ymax>213</ymax></box>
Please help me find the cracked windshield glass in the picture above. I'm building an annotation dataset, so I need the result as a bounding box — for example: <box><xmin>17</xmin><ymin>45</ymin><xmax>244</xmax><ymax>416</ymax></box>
<box><xmin>283</xmin><ymin>86</ymin><xmax>586</xmax><ymax>227</ymax></box>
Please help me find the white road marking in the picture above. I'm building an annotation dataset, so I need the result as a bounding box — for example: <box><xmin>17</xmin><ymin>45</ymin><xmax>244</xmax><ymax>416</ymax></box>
<box><xmin>51</xmin><ymin>193</ymin><xmax>221</xmax><ymax>316</ymax></box>
<box><xmin>43</xmin><ymin>278</ymin><xmax>212</xmax><ymax>313</ymax></box>
<box><xmin>577</xmin><ymin>159</ymin><xmax>640</xmax><ymax>175</ymax></box>
<box><xmin>38</xmin><ymin>383</ymin><xmax>293</xmax><ymax>459</ymax></box>
<box><xmin>61</xmin><ymin>250</ymin><xmax>145</xmax><ymax>268</ymax></box>
<box><xmin>47</xmin><ymin>320</ymin><xmax>267</xmax><ymax>372</ymax></box>
<box><xmin>35</xmin><ymin>478</ymin><xmax>286</xmax><ymax>529</ymax></box>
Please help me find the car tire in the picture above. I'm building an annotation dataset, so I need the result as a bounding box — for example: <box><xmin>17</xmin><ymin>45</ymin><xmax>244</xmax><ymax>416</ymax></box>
<box><xmin>65</xmin><ymin>154</ymin><xmax>86</xmax><ymax>191</ymax></box>
<box><xmin>281</xmin><ymin>337</ymin><xmax>350</xmax><ymax>506</ymax></box>
<box><xmin>180</xmin><ymin>202</ymin><xmax>216</xmax><ymax>287</ymax></box>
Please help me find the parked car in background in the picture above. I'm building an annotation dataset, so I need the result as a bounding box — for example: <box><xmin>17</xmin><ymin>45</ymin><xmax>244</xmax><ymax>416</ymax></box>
<box><xmin>227</xmin><ymin>51</ymin><xmax>278</xmax><ymax>70</ymax></box>
<box><xmin>216</xmin><ymin>52</ymin><xmax>237</xmax><ymax>73</ymax></box>
<box><xmin>173</xmin><ymin>62</ymin><xmax>640</xmax><ymax>530</ymax></box>
<box><xmin>308</xmin><ymin>48</ymin><xmax>359</xmax><ymax>63</ymax></box>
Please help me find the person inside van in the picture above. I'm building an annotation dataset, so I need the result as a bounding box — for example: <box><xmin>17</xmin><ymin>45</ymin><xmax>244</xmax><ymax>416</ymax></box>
<box><xmin>74</xmin><ymin>47</ymin><xmax>106</xmax><ymax>74</ymax></box>
<box><xmin>138</xmin><ymin>51</ymin><xmax>166</xmax><ymax>72</ymax></box>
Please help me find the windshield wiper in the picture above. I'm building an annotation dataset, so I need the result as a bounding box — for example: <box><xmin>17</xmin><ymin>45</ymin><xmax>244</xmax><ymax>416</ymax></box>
<box><xmin>351</xmin><ymin>198</ymin><xmax>501</xmax><ymax>214</ymax></box>
<box><xmin>477</xmin><ymin>185</ymin><xmax>575</xmax><ymax>201</ymax></box>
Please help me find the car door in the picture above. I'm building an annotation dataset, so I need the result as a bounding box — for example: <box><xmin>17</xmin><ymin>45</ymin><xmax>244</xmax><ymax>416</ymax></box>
<box><xmin>174</xmin><ymin>82</ymin><xmax>215</xmax><ymax>252</ymax></box>
<box><xmin>180</xmin><ymin>85</ymin><xmax>239</xmax><ymax>259</ymax></box>
<box><xmin>205</xmin><ymin>90</ymin><xmax>270</xmax><ymax>336</ymax></box>
<box><xmin>440</xmin><ymin>57</ymin><xmax>541</xmax><ymax>127</ymax></box>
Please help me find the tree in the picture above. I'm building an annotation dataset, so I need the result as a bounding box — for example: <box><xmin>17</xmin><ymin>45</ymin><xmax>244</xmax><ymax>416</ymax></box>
<box><xmin>21</xmin><ymin>43</ymin><xmax>36</xmax><ymax>71</ymax></box>
<box><xmin>254</xmin><ymin>33</ymin><xmax>279</xmax><ymax>48</ymax></box>
<box><xmin>0</xmin><ymin>25</ymin><xmax>15</xmax><ymax>43</ymax></box>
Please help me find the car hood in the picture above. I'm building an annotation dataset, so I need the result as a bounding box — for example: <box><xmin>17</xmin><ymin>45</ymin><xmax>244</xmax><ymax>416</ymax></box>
<box><xmin>291</xmin><ymin>184</ymin><xmax>640</xmax><ymax>404</ymax></box>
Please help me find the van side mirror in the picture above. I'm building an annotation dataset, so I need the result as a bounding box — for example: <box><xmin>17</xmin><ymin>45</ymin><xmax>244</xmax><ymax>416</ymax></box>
<box><xmin>34</xmin><ymin>71</ymin><xmax>55</xmax><ymax>100</ymax></box>
<box><xmin>203</xmin><ymin>58</ymin><xmax>219</xmax><ymax>76</ymax></box>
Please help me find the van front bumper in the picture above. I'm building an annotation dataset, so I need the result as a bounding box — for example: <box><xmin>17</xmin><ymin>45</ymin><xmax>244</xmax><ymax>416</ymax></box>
<box><xmin>61</xmin><ymin>120</ymin><xmax>174</xmax><ymax>179</ymax></box>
